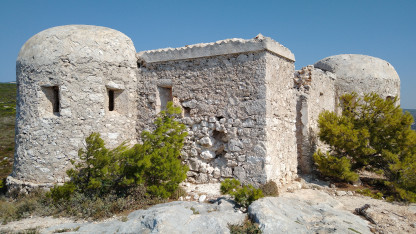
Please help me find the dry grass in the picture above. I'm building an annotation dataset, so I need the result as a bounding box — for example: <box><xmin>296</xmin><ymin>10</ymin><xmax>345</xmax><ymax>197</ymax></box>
<box><xmin>228</xmin><ymin>217</ymin><xmax>261</xmax><ymax>234</ymax></box>
<box><xmin>0</xmin><ymin>186</ymin><xmax>170</xmax><ymax>224</ymax></box>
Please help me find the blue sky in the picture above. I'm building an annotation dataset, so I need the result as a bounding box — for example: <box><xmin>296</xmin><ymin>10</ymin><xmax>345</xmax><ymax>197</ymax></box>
<box><xmin>1</xmin><ymin>0</ymin><xmax>415</xmax><ymax>108</ymax></box>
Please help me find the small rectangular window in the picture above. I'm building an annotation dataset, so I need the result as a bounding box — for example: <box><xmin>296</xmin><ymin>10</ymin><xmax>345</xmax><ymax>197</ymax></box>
<box><xmin>52</xmin><ymin>86</ymin><xmax>60</xmax><ymax>113</ymax></box>
<box><xmin>108</xmin><ymin>90</ymin><xmax>115</xmax><ymax>111</ymax></box>
<box><xmin>41</xmin><ymin>85</ymin><xmax>60</xmax><ymax>115</ymax></box>
<box><xmin>156</xmin><ymin>86</ymin><xmax>173</xmax><ymax>113</ymax></box>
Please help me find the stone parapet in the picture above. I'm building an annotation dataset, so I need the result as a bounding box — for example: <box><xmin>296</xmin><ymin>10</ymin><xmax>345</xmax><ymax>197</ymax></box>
<box><xmin>137</xmin><ymin>34</ymin><xmax>295</xmax><ymax>64</ymax></box>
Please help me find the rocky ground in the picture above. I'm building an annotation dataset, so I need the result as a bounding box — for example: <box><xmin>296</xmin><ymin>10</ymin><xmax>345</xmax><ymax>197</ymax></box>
<box><xmin>1</xmin><ymin>179</ymin><xmax>415</xmax><ymax>234</ymax></box>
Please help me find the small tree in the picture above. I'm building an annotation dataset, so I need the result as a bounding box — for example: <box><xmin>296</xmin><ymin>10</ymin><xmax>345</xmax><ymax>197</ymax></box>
<box><xmin>68</xmin><ymin>133</ymin><xmax>128</xmax><ymax>195</ymax></box>
<box><xmin>50</xmin><ymin>133</ymin><xmax>128</xmax><ymax>199</ymax></box>
<box><xmin>123</xmin><ymin>102</ymin><xmax>189</xmax><ymax>198</ymax></box>
<box><xmin>314</xmin><ymin>92</ymin><xmax>416</xmax><ymax>201</ymax></box>
<box><xmin>51</xmin><ymin>102</ymin><xmax>188</xmax><ymax>200</ymax></box>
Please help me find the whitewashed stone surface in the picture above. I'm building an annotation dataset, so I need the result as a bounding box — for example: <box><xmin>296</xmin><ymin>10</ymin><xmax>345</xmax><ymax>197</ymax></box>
<box><xmin>9</xmin><ymin>25</ymin><xmax>402</xmax><ymax>192</ymax></box>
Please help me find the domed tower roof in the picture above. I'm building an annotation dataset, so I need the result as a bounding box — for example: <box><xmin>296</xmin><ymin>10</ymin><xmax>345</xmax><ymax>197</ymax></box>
<box><xmin>17</xmin><ymin>25</ymin><xmax>137</xmax><ymax>68</ymax></box>
<box><xmin>314</xmin><ymin>54</ymin><xmax>400</xmax><ymax>99</ymax></box>
<box><xmin>12</xmin><ymin>25</ymin><xmax>138</xmax><ymax>186</ymax></box>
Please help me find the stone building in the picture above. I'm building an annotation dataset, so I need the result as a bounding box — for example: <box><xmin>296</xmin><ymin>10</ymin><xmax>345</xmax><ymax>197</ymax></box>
<box><xmin>7</xmin><ymin>25</ymin><xmax>400</xmax><ymax>190</ymax></box>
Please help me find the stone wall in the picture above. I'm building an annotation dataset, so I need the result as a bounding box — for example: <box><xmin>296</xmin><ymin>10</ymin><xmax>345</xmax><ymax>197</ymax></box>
<box><xmin>136</xmin><ymin>35</ymin><xmax>297</xmax><ymax>187</ymax></box>
<box><xmin>294</xmin><ymin>66</ymin><xmax>336</xmax><ymax>174</ymax></box>
<box><xmin>264</xmin><ymin>53</ymin><xmax>297</xmax><ymax>185</ymax></box>
<box><xmin>138</xmin><ymin>51</ymin><xmax>271</xmax><ymax>186</ymax></box>
<box><xmin>11</xmin><ymin>25</ymin><xmax>138</xmax><ymax>187</ymax></box>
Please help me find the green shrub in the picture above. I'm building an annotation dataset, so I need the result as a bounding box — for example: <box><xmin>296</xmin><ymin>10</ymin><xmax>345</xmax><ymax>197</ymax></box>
<box><xmin>233</xmin><ymin>184</ymin><xmax>264</xmax><ymax>208</ymax></box>
<box><xmin>313</xmin><ymin>150</ymin><xmax>359</xmax><ymax>183</ymax></box>
<box><xmin>385</xmin><ymin>181</ymin><xmax>416</xmax><ymax>203</ymax></box>
<box><xmin>138</xmin><ymin>102</ymin><xmax>188</xmax><ymax>198</ymax></box>
<box><xmin>69</xmin><ymin>132</ymin><xmax>129</xmax><ymax>197</ymax></box>
<box><xmin>0</xmin><ymin>178</ymin><xmax>6</xmax><ymax>195</ymax></box>
<box><xmin>50</xmin><ymin>101</ymin><xmax>188</xmax><ymax>202</ymax></box>
<box><xmin>356</xmin><ymin>188</ymin><xmax>383</xmax><ymax>200</ymax></box>
<box><xmin>220</xmin><ymin>178</ymin><xmax>241</xmax><ymax>194</ymax></box>
<box><xmin>120</xmin><ymin>102</ymin><xmax>188</xmax><ymax>198</ymax></box>
<box><xmin>220</xmin><ymin>179</ymin><xmax>264</xmax><ymax>208</ymax></box>
<box><xmin>49</xmin><ymin>183</ymin><xmax>76</xmax><ymax>202</ymax></box>
<box><xmin>49</xmin><ymin>133</ymin><xmax>127</xmax><ymax>200</ymax></box>
<box><xmin>315</xmin><ymin>92</ymin><xmax>416</xmax><ymax>202</ymax></box>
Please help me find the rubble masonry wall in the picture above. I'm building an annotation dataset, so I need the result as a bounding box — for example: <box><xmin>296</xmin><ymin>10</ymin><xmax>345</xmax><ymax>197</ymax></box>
<box><xmin>138</xmin><ymin>51</ymin><xmax>296</xmax><ymax>186</ymax></box>
<box><xmin>11</xmin><ymin>25</ymin><xmax>138</xmax><ymax>188</ymax></box>
<box><xmin>295</xmin><ymin>66</ymin><xmax>337</xmax><ymax>174</ymax></box>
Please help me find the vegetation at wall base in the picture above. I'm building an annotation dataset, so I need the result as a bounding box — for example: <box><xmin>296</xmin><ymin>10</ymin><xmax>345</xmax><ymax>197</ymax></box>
<box><xmin>314</xmin><ymin>92</ymin><xmax>416</xmax><ymax>202</ymax></box>
<box><xmin>51</xmin><ymin>102</ymin><xmax>188</xmax><ymax>200</ymax></box>
<box><xmin>220</xmin><ymin>179</ymin><xmax>264</xmax><ymax>208</ymax></box>
<box><xmin>0</xmin><ymin>102</ymin><xmax>188</xmax><ymax>224</ymax></box>
<box><xmin>0</xmin><ymin>186</ymin><xmax>167</xmax><ymax>224</ymax></box>
<box><xmin>313</xmin><ymin>150</ymin><xmax>359</xmax><ymax>183</ymax></box>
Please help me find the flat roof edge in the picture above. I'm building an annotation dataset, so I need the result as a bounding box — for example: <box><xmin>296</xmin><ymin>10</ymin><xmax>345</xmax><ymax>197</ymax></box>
<box><xmin>136</xmin><ymin>34</ymin><xmax>295</xmax><ymax>64</ymax></box>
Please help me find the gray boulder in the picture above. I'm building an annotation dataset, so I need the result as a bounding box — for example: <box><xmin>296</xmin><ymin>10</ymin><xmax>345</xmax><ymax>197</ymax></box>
<box><xmin>248</xmin><ymin>195</ymin><xmax>371</xmax><ymax>234</ymax></box>
<box><xmin>43</xmin><ymin>198</ymin><xmax>245</xmax><ymax>234</ymax></box>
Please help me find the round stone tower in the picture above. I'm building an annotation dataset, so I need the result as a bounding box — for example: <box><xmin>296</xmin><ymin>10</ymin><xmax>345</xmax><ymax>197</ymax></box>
<box><xmin>314</xmin><ymin>54</ymin><xmax>400</xmax><ymax>101</ymax></box>
<box><xmin>9</xmin><ymin>25</ymin><xmax>138</xmax><ymax>189</ymax></box>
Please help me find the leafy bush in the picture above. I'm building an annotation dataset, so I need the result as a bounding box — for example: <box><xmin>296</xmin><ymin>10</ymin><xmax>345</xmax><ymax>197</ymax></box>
<box><xmin>125</xmin><ymin>102</ymin><xmax>189</xmax><ymax>198</ymax></box>
<box><xmin>2</xmin><ymin>102</ymin><xmax>188</xmax><ymax>222</ymax></box>
<box><xmin>315</xmin><ymin>92</ymin><xmax>416</xmax><ymax>202</ymax></box>
<box><xmin>49</xmin><ymin>183</ymin><xmax>76</xmax><ymax>202</ymax></box>
<box><xmin>51</xmin><ymin>102</ymin><xmax>188</xmax><ymax>200</ymax></box>
<box><xmin>220</xmin><ymin>178</ymin><xmax>241</xmax><ymax>194</ymax></box>
<box><xmin>313</xmin><ymin>150</ymin><xmax>359</xmax><ymax>183</ymax></box>
<box><xmin>356</xmin><ymin>188</ymin><xmax>383</xmax><ymax>200</ymax></box>
<box><xmin>220</xmin><ymin>179</ymin><xmax>264</xmax><ymax>208</ymax></box>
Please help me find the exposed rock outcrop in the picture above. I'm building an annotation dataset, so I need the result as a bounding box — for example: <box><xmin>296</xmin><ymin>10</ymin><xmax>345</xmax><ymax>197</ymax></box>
<box><xmin>43</xmin><ymin>198</ymin><xmax>246</xmax><ymax>234</ymax></box>
<box><xmin>249</xmin><ymin>192</ymin><xmax>371</xmax><ymax>234</ymax></box>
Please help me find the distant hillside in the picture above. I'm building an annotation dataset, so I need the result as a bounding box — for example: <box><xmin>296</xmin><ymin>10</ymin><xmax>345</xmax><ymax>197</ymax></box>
<box><xmin>403</xmin><ymin>109</ymin><xmax>416</xmax><ymax>130</ymax></box>
<box><xmin>0</xmin><ymin>83</ymin><xmax>16</xmax><ymax>181</ymax></box>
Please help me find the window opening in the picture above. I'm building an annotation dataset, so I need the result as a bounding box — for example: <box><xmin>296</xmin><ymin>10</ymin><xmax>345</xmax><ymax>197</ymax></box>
<box><xmin>183</xmin><ymin>107</ymin><xmax>191</xmax><ymax>117</ymax></box>
<box><xmin>108</xmin><ymin>90</ymin><xmax>115</xmax><ymax>111</ymax></box>
<box><xmin>41</xmin><ymin>85</ymin><xmax>60</xmax><ymax>115</ymax></box>
<box><xmin>52</xmin><ymin>86</ymin><xmax>60</xmax><ymax>113</ymax></box>
<box><xmin>156</xmin><ymin>86</ymin><xmax>173</xmax><ymax>113</ymax></box>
